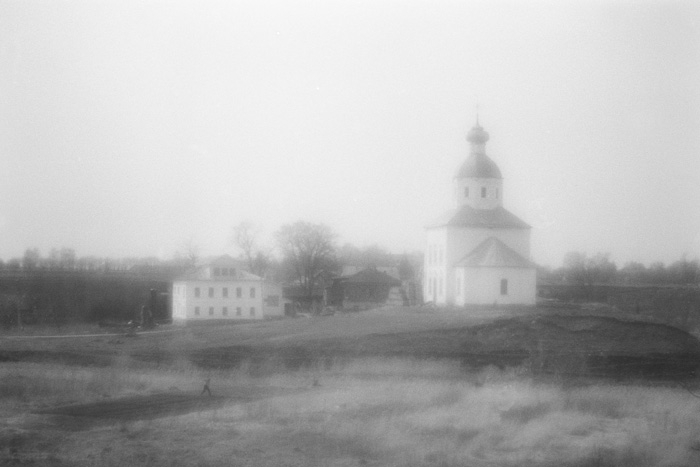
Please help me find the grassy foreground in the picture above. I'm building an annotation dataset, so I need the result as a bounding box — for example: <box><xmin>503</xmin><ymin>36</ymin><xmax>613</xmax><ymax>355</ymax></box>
<box><xmin>2</xmin><ymin>357</ymin><xmax>700</xmax><ymax>467</ymax></box>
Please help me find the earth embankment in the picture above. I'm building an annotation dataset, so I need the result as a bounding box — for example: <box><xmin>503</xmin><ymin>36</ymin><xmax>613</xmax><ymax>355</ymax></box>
<box><xmin>190</xmin><ymin>312</ymin><xmax>700</xmax><ymax>381</ymax></box>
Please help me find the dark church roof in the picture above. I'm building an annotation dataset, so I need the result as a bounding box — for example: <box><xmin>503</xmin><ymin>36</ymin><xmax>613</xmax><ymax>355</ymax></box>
<box><xmin>342</xmin><ymin>267</ymin><xmax>402</xmax><ymax>286</ymax></box>
<box><xmin>455</xmin><ymin>236</ymin><xmax>535</xmax><ymax>268</ymax></box>
<box><xmin>427</xmin><ymin>205</ymin><xmax>531</xmax><ymax>229</ymax></box>
<box><xmin>455</xmin><ymin>153</ymin><xmax>502</xmax><ymax>179</ymax></box>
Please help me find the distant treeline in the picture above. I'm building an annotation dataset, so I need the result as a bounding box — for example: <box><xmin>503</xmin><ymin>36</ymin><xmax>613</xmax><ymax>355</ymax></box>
<box><xmin>539</xmin><ymin>253</ymin><xmax>699</xmax><ymax>290</ymax></box>
<box><xmin>538</xmin><ymin>253</ymin><xmax>700</xmax><ymax>332</ymax></box>
<box><xmin>0</xmin><ymin>247</ymin><xmax>193</xmax><ymax>274</ymax></box>
<box><xmin>0</xmin><ymin>270</ymin><xmax>173</xmax><ymax>328</ymax></box>
<box><xmin>538</xmin><ymin>284</ymin><xmax>700</xmax><ymax>332</ymax></box>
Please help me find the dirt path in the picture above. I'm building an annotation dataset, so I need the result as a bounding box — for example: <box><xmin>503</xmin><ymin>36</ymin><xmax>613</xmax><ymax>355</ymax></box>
<box><xmin>33</xmin><ymin>386</ymin><xmax>306</xmax><ymax>430</ymax></box>
<box><xmin>1</xmin><ymin>328</ymin><xmax>184</xmax><ymax>340</ymax></box>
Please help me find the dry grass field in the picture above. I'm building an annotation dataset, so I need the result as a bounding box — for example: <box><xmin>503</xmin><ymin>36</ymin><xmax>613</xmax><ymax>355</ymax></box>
<box><xmin>2</xmin><ymin>359</ymin><xmax>700</xmax><ymax>466</ymax></box>
<box><xmin>2</xmin><ymin>306</ymin><xmax>700</xmax><ymax>466</ymax></box>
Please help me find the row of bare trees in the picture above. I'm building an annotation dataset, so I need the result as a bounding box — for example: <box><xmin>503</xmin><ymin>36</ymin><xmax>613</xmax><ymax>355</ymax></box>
<box><xmin>233</xmin><ymin>221</ymin><xmax>339</xmax><ymax>306</ymax></box>
<box><xmin>540</xmin><ymin>251</ymin><xmax>700</xmax><ymax>288</ymax></box>
<box><xmin>232</xmin><ymin>220</ymin><xmax>418</xmax><ymax>307</ymax></box>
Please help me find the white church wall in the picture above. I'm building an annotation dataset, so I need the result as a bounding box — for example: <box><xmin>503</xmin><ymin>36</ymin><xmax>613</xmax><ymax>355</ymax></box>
<box><xmin>424</xmin><ymin>228</ymin><xmax>449</xmax><ymax>303</ymax></box>
<box><xmin>458</xmin><ymin>267</ymin><xmax>536</xmax><ymax>305</ymax></box>
<box><xmin>455</xmin><ymin>269</ymin><xmax>464</xmax><ymax>303</ymax></box>
<box><xmin>424</xmin><ymin>227</ymin><xmax>532</xmax><ymax>305</ymax></box>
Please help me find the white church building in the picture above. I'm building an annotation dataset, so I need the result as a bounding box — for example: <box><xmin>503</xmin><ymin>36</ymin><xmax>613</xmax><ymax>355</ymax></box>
<box><xmin>424</xmin><ymin>121</ymin><xmax>536</xmax><ymax>306</ymax></box>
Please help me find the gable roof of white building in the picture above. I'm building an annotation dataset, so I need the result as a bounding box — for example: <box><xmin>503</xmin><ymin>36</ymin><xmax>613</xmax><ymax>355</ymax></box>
<box><xmin>427</xmin><ymin>205</ymin><xmax>531</xmax><ymax>229</ymax></box>
<box><xmin>175</xmin><ymin>255</ymin><xmax>262</xmax><ymax>282</ymax></box>
<box><xmin>455</xmin><ymin>236</ymin><xmax>535</xmax><ymax>269</ymax></box>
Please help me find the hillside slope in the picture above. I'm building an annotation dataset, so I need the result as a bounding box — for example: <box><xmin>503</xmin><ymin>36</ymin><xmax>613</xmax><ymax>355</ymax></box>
<box><xmin>191</xmin><ymin>311</ymin><xmax>700</xmax><ymax>380</ymax></box>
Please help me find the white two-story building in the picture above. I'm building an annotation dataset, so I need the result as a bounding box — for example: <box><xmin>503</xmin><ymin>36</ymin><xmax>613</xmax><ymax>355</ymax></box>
<box><xmin>172</xmin><ymin>255</ymin><xmax>264</xmax><ymax>323</ymax></box>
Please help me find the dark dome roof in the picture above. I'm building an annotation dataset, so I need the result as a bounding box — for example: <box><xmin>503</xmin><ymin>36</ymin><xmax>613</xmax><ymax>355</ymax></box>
<box><xmin>455</xmin><ymin>154</ymin><xmax>502</xmax><ymax>179</ymax></box>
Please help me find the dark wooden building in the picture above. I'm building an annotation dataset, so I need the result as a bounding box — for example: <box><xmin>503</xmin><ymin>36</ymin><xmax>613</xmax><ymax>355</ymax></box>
<box><xmin>327</xmin><ymin>267</ymin><xmax>403</xmax><ymax>309</ymax></box>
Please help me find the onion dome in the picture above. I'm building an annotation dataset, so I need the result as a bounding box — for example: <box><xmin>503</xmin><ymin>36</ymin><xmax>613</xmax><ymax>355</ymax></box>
<box><xmin>455</xmin><ymin>154</ymin><xmax>502</xmax><ymax>179</ymax></box>
<box><xmin>466</xmin><ymin>124</ymin><xmax>489</xmax><ymax>146</ymax></box>
<box><xmin>455</xmin><ymin>123</ymin><xmax>502</xmax><ymax>179</ymax></box>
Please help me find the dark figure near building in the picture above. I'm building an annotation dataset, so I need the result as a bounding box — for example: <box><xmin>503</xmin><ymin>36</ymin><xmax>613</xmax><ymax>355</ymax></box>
<box><xmin>201</xmin><ymin>378</ymin><xmax>212</xmax><ymax>396</ymax></box>
<box><xmin>140</xmin><ymin>305</ymin><xmax>154</xmax><ymax>329</ymax></box>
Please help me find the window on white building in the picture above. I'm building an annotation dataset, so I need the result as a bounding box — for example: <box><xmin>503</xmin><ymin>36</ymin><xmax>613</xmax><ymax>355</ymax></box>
<box><xmin>194</xmin><ymin>287</ymin><xmax>200</xmax><ymax>298</ymax></box>
<box><xmin>267</xmin><ymin>295</ymin><xmax>280</xmax><ymax>306</ymax></box>
<box><xmin>236</xmin><ymin>287</ymin><xmax>242</xmax><ymax>298</ymax></box>
<box><xmin>236</xmin><ymin>307</ymin><xmax>242</xmax><ymax>316</ymax></box>
<box><xmin>250</xmin><ymin>307</ymin><xmax>255</xmax><ymax>316</ymax></box>
<box><xmin>214</xmin><ymin>267</ymin><xmax>220</xmax><ymax>276</ymax></box>
<box><xmin>464</xmin><ymin>187</ymin><xmax>469</xmax><ymax>198</ymax></box>
<box><xmin>222</xmin><ymin>268</ymin><xmax>229</xmax><ymax>276</ymax></box>
<box><xmin>208</xmin><ymin>287</ymin><xmax>214</xmax><ymax>298</ymax></box>
<box><xmin>481</xmin><ymin>187</ymin><xmax>487</xmax><ymax>198</ymax></box>
<box><xmin>501</xmin><ymin>279</ymin><xmax>508</xmax><ymax>295</ymax></box>
<box><xmin>194</xmin><ymin>306</ymin><xmax>200</xmax><ymax>315</ymax></box>
<box><xmin>222</xmin><ymin>307</ymin><xmax>228</xmax><ymax>316</ymax></box>
<box><xmin>250</xmin><ymin>287</ymin><xmax>256</xmax><ymax>298</ymax></box>
<box><xmin>209</xmin><ymin>306</ymin><xmax>214</xmax><ymax>316</ymax></box>
<box><xmin>223</xmin><ymin>287</ymin><xmax>228</xmax><ymax>298</ymax></box>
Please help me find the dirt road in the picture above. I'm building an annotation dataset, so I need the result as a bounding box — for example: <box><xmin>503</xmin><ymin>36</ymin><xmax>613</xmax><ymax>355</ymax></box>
<box><xmin>34</xmin><ymin>386</ymin><xmax>306</xmax><ymax>430</ymax></box>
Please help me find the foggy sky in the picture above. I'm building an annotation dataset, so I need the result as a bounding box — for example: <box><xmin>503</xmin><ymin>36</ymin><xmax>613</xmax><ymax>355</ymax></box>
<box><xmin>1</xmin><ymin>0</ymin><xmax>699</xmax><ymax>268</ymax></box>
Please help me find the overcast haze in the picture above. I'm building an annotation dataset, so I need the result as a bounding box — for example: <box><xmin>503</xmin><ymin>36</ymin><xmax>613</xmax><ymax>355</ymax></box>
<box><xmin>1</xmin><ymin>0</ymin><xmax>698</xmax><ymax>268</ymax></box>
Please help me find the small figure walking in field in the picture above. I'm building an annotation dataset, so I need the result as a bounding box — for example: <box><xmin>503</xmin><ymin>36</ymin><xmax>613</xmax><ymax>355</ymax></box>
<box><xmin>201</xmin><ymin>378</ymin><xmax>212</xmax><ymax>397</ymax></box>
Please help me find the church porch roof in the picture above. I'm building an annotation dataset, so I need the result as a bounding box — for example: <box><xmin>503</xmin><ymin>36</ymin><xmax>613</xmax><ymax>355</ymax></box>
<box><xmin>427</xmin><ymin>205</ymin><xmax>531</xmax><ymax>229</ymax></box>
<box><xmin>455</xmin><ymin>236</ymin><xmax>535</xmax><ymax>269</ymax></box>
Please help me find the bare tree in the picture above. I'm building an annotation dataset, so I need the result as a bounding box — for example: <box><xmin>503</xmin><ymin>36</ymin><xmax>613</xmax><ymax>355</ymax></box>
<box><xmin>59</xmin><ymin>248</ymin><xmax>77</xmax><ymax>270</ymax></box>
<box><xmin>339</xmin><ymin>243</ymin><xmax>393</xmax><ymax>269</ymax></box>
<box><xmin>275</xmin><ymin>221</ymin><xmax>337</xmax><ymax>308</ymax></box>
<box><xmin>232</xmin><ymin>221</ymin><xmax>271</xmax><ymax>277</ymax></box>
<box><xmin>398</xmin><ymin>254</ymin><xmax>415</xmax><ymax>281</ymax></box>
<box><xmin>22</xmin><ymin>248</ymin><xmax>40</xmax><ymax>270</ymax></box>
<box><xmin>174</xmin><ymin>237</ymin><xmax>200</xmax><ymax>270</ymax></box>
<box><xmin>562</xmin><ymin>251</ymin><xmax>617</xmax><ymax>298</ymax></box>
<box><xmin>668</xmin><ymin>256</ymin><xmax>700</xmax><ymax>285</ymax></box>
